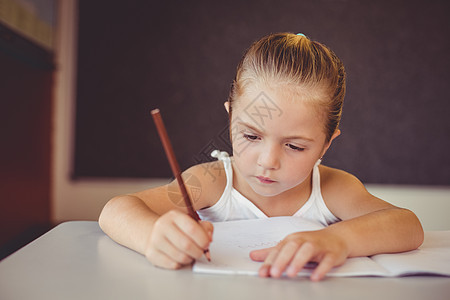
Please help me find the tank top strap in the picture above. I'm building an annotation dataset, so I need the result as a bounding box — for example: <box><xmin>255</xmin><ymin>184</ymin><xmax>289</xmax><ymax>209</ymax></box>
<box><xmin>311</xmin><ymin>159</ymin><xmax>322</xmax><ymax>195</ymax></box>
<box><xmin>210</xmin><ymin>150</ymin><xmax>233</xmax><ymax>188</ymax></box>
<box><xmin>294</xmin><ymin>158</ymin><xmax>340</xmax><ymax>226</ymax></box>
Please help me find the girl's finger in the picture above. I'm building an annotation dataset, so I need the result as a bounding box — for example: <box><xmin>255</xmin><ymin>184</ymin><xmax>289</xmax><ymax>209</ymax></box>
<box><xmin>249</xmin><ymin>247</ymin><xmax>274</xmax><ymax>262</ymax></box>
<box><xmin>200</xmin><ymin>221</ymin><xmax>214</xmax><ymax>241</ymax></box>
<box><xmin>159</xmin><ymin>235</ymin><xmax>195</xmax><ymax>265</ymax></box>
<box><xmin>147</xmin><ymin>247</ymin><xmax>182</xmax><ymax>270</ymax></box>
<box><xmin>249</xmin><ymin>247</ymin><xmax>276</xmax><ymax>277</ymax></box>
<box><xmin>173</xmin><ymin>214</ymin><xmax>211</xmax><ymax>250</ymax></box>
<box><xmin>259</xmin><ymin>246</ymin><xmax>282</xmax><ymax>277</ymax></box>
<box><xmin>311</xmin><ymin>254</ymin><xmax>336</xmax><ymax>281</ymax></box>
<box><xmin>165</xmin><ymin>222</ymin><xmax>205</xmax><ymax>260</ymax></box>
<box><xmin>286</xmin><ymin>242</ymin><xmax>315</xmax><ymax>277</ymax></box>
<box><xmin>270</xmin><ymin>241</ymin><xmax>300</xmax><ymax>278</ymax></box>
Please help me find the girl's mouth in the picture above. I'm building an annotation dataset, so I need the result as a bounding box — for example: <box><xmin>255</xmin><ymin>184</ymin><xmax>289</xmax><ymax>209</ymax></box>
<box><xmin>256</xmin><ymin>176</ymin><xmax>276</xmax><ymax>184</ymax></box>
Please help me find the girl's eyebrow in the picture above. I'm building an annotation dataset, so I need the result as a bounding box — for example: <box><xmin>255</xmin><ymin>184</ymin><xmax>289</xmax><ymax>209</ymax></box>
<box><xmin>284</xmin><ymin>134</ymin><xmax>315</xmax><ymax>143</ymax></box>
<box><xmin>237</xmin><ymin>121</ymin><xmax>315</xmax><ymax>143</ymax></box>
<box><xmin>237</xmin><ymin>121</ymin><xmax>263</xmax><ymax>135</ymax></box>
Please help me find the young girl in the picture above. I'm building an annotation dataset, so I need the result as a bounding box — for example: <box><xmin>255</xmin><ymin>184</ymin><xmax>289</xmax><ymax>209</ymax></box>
<box><xmin>99</xmin><ymin>32</ymin><xmax>424</xmax><ymax>281</ymax></box>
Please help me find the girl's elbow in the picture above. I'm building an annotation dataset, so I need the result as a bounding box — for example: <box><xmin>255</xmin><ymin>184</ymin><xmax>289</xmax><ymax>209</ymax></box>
<box><xmin>413</xmin><ymin>224</ymin><xmax>425</xmax><ymax>249</ymax></box>
<box><xmin>98</xmin><ymin>196</ymin><xmax>122</xmax><ymax>231</ymax></box>
<box><xmin>406</xmin><ymin>209</ymin><xmax>425</xmax><ymax>249</ymax></box>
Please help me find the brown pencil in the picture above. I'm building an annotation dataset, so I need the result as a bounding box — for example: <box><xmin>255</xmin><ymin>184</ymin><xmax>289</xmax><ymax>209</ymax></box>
<box><xmin>151</xmin><ymin>108</ymin><xmax>211</xmax><ymax>261</ymax></box>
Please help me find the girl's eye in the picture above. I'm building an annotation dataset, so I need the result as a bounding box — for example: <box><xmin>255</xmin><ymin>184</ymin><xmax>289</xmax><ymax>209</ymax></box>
<box><xmin>243</xmin><ymin>133</ymin><xmax>259</xmax><ymax>141</ymax></box>
<box><xmin>287</xmin><ymin>144</ymin><xmax>305</xmax><ymax>151</ymax></box>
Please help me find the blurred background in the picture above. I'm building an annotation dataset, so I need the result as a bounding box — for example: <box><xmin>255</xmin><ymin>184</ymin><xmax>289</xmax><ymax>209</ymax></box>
<box><xmin>1</xmin><ymin>0</ymin><xmax>449</xmax><ymax>260</ymax></box>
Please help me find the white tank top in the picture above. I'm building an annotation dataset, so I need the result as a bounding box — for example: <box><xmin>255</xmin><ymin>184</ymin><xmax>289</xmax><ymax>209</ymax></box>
<box><xmin>197</xmin><ymin>151</ymin><xmax>340</xmax><ymax>226</ymax></box>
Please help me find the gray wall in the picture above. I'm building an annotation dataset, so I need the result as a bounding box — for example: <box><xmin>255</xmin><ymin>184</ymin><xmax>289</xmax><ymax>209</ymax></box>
<box><xmin>74</xmin><ymin>0</ymin><xmax>450</xmax><ymax>185</ymax></box>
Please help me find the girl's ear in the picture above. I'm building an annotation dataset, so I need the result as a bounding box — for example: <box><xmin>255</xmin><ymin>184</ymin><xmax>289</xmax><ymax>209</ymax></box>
<box><xmin>330</xmin><ymin>129</ymin><xmax>341</xmax><ymax>142</ymax></box>
<box><xmin>224</xmin><ymin>101</ymin><xmax>230</xmax><ymax>114</ymax></box>
<box><xmin>320</xmin><ymin>129</ymin><xmax>341</xmax><ymax>158</ymax></box>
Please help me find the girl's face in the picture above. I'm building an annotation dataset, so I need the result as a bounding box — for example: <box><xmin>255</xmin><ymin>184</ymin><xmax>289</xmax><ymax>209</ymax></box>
<box><xmin>230</xmin><ymin>85</ymin><xmax>337</xmax><ymax>198</ymax></box>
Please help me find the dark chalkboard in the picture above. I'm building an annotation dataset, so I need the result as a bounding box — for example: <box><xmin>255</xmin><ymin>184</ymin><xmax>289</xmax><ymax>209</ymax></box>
<box><xmin>74</xmin><ymin>0</ymin><xmax>450</xmax><ymax>185</ymax></box>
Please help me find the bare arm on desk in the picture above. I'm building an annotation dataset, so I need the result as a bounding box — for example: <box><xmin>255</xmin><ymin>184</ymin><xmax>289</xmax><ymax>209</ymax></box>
<box><xmin>98</xmin><ymin>164</ymin><xmax>223</xmax><ymax>269</ymax></box>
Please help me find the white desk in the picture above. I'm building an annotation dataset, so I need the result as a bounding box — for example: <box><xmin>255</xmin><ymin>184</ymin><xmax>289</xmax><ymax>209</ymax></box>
<box><xmin>1</xmin><ymin>221</ymin><xmax>449</xmax><ymax>300</ymax></box>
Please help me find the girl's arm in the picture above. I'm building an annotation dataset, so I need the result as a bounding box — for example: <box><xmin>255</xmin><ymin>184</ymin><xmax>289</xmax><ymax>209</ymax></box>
<box><xmin>99</xmin><ymin>162</ymin><xmax>225</xmax><ymax>269</ymax></box>
<box><xmin>321</xmin><ymin>167</ymin><xmax>424</xmax><ymax>257</ymax></box>
<box><xmin>250</xmin><ymin>167</ymin><xmax>424</xmax><ymax>281</ymax></box>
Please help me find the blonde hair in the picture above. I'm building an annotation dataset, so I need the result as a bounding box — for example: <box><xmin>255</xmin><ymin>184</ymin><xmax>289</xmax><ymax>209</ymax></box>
<box><xmin>228</xmin><ymin>32</ymin><xmax>346</xmax><ymax>142</ymax></box>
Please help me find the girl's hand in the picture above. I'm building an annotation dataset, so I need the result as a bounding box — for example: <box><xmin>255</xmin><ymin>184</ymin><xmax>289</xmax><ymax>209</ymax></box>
<box><xmin>249</xmin><ymin>229</ymin><xmax>348</xmax><ymax>281</ymax></box>
<box><xmin>144</xmin><ymin>210</ymin><xmax>213</xmax><ymax>269</ymax></box>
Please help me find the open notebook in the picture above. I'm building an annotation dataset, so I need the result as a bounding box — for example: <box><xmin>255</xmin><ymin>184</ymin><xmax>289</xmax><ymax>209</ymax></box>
<box><xmin>193</xmin><ymin>217</ymin><xmax>450</xmax><ymax>277</ymax></box>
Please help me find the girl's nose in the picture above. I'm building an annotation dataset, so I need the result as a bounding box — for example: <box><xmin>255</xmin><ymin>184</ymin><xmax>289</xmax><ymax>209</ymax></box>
<box><xmin>257</xmin><ymin>144</ymin><xmax>280</xmax><ymax>170</ymax></box>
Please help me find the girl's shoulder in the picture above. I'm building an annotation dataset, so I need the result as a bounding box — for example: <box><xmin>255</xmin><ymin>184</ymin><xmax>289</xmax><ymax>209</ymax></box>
<box><xmin>318</xmin><ymin>164</ymin><xmax>364</xmax><ymax>191</ymax></box>
<box><xmin>182</xmin><ymin>160</ymin><xmax>228</xmax><ymax>209</ymax></box>
<box><xmin>318</xmin><ymin>164</ymin><xmax>365</xmax><ymax>201</ymax></box>
<box><xmin>318</xmin><ymin>164</ymin><xmax>391</xmax><ymax>220</ymax></box>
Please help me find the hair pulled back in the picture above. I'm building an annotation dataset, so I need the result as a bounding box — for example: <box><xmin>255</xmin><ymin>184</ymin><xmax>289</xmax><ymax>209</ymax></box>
<box><xmin>229</xmin><ymin>33</ymin><xmax>346</xmax><ymax>142</ymax></box>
